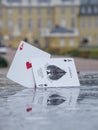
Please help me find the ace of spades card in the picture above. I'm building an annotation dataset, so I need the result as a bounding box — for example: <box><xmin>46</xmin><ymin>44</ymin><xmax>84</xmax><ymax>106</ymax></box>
<box><xmin>31</xmin><ymin>58</ymin><xmax>80</xmax><ymax>88</ymax></box>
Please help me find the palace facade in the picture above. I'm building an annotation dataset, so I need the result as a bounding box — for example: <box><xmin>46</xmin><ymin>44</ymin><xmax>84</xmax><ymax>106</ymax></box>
<box><xmin>0</xmin><ymin>0</ymin><xmax>98</xmax><ymax>48</ymax></box>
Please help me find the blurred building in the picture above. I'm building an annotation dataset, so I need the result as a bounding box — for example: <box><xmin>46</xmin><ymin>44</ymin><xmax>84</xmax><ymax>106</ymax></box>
<box><xmin>0</xmin><ymin>0</ymin><xmax>98</xmax><ymax>48</ymax></box>
<box><xmin>79</xmin><ymin>0</ymin><xmax>98</xmax><ymax>46</ymax></box>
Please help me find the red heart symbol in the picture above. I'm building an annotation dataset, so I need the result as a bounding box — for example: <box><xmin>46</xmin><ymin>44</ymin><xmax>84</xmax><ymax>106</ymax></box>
<box><xmin>26</xmin><ymin>107</ymin><xmax>32</xmax><ymax>112</ymax></box>
<box><xmin>26</xmin><ymin>62</ymin><xmax>32</xmax><ymax>69</ymax></box>
<box><xmin>20</xmin><ymin>43</ymin><xmax>24</xmax><ymax>50</ymax></box>
<box><xmin>20</xmin><ymin>47</ymin><xmax>22</xmax><ymax>50</ymax></box>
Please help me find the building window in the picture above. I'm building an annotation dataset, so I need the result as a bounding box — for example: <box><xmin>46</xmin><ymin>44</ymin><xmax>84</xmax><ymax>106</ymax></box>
<box><xmin>37</xmin><ymin>0</ymin><xmax>51</xmax><ymax>3</ymax></box>
<box><xmin>94</xmin><ymin>7</ymin><xmax>98</xmax><ymax>13</ymax></box>
<box><xmin>28</xmin><ymin>8</ymin><xmax>32</xmax><ymax>14</ymax></box>
<box><xmin>88</xmin><ymin>7</ymin><xmax>92</xmax><ymax>13</ymax></box>
<box><xmin>37</xmin><ymin>8</ymin><xmax>41</xmax><ymax>15</ymax></box>
<box><xmin>60</xmin><ymin>39</ymin><xmax>65</xmax><ymax>47</ymax></box>
<box><xmin>61</xmin><ymin>18</ymin><xmax>66</xmax><ymax>27</ymax></box>
<box><xmin>88</xmin><ymin>18</ymin><xmax>91</xmax><ymax>28</ymax></box>
<box><xmin>18</xmin><ymin>8</ymin><xmax>22</xmax><ymax>15</ymax></box>
<box><xmin>8</xmin><ymin>19</ymin><xmax>13</xmax><ymax>29</ymax></box>
<box><xmin>28</xmin><ymin>19</ymin><xmax>32</xmax><ymax>29</ymax></box>
<box><xmin>47</xmin><ymin>8</ymin><xmax>51</xmax><ymax>15</ymax></box>
<box><xmin>88</xmin><ymin>35</ymin><xmax>92</xmax><ymax>42</ymax></box>
<box><xmin>7</xmin><ymin>0</ymin><xmax>12</xmax><ymax>2</ymax></box>
<box><xmin>47</xmin><ymin>19</ymin><xmax>51</xmax><ymax>28</ymax></box>
<box><xmin>82</xmin><ymin>0</ymin><xmax>88</xmax><ymax>4</ymax></box>
<box><xmin>81</xmin><ymin>7</ymin><xmax>85</xmax><ymax>14</ymax></box>
<box><xmin>94</xmin><ymin>34</ymin><xmax>97</xmax><ymax>41</ymax></box>
<box><xmin>0</xmin><ymin>19</ymin><xmax>2</xmax><ymax>28</ymax></box>
<box><xmin>0</xmin><ymin>8</ymin><xmax>2</xmax><ymax>15</ymax></box>
<box><xmin>71</xmin><ymin>7</ymin><xmax>76</xmax><ymax>14</ymax></box>
<box><xmin>81</xmin><ymin>18</ymin><xmax>85</xmax><ymax>28</ymax></box>
<box><xmin>70</xmin><ymin>39</ymin><xmax>74</xmax><ymax>46</ymax></box>
<box><xmin>61</xmin><ymin>0</ymin><xmax>67</xmax><ymax>3</ymax></box>
<box><xmin>91</xmin><ymin>0</ymin><xmax>98</xmax><ymax>4</ymax></box>
<box><xmin>94</xmin><ymin>17</ymin><xmax>98</xmax><ymax>28</ymax></box>
<box><xmin>7</xmin><ymin>0</ymin><xmax>22</xmax><ymax>3</ymax></box>
<box><xmin>61</xmin><ymin>7</ymin><xmax>65</xmax><ymax>14</ymax></box>
<box><xmin>28</xmin><ymin>0</ymin><xmax>32</xmax><ymax>3</ymax></box>
<box><xmin>71</xmin><ymin>18</ymin><xmax>75</xmax><ymax>28</ymax></box>
<box><xmin>8</xmin><ymin>8</ymin><xmax>13</xmax><ymax>15</ymax></box>
<box><xmin>18</xmin><ymin>18</ymin><xmax>22</xmax><ymax>29</ymax></box>
<box><xmin>38</xmin><ymin>19</ymin><xmax>41</xmax><ymax>28</ymax></box>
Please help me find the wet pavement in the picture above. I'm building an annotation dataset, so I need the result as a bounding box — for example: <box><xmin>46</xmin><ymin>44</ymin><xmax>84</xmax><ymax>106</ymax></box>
<box><xmin>0</xmin><ymin>70</ymin><xmax>98</xmax><ymax>130</ymax></box>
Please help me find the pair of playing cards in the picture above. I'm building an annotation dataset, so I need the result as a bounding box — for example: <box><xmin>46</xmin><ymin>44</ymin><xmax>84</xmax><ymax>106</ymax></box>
<box><xmin>7</xmin><ymin>41</ymin><xmax>80</xmax><ymax>88</ymax></box>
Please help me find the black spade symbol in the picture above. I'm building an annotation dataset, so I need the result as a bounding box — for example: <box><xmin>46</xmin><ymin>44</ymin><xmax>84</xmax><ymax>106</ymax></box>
<box><xmin>47</xmin><ymin>65</ymin><xmax>66</xmax><ymax>80</ymax></box>
<box><xmin>47</xmin><ymin>94</ymin><xmax>66</xmax><ymax>106</ymax></box>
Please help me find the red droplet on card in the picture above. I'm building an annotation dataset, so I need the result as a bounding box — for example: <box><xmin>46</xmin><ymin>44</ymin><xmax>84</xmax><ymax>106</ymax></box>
<box><xmin>26</xmin><ymin>62</ymin><xmax>32</xmax><ymax>69</ymax></box>
<box><xmin>26</xmin><ymin>107</ymin><xmax>32</xmax><ymax>112</ymax></box>
<box><xmin>20</xmin><ymin>43</ymin><xmax>24</xmax><ymax>50</ymax></box>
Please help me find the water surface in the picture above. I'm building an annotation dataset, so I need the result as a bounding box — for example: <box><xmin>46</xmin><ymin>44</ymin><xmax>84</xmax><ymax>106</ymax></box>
<box><xmin>0</xmin><ymin>71</ymin><xmax>98</xmax><ymax>130</ymax></box>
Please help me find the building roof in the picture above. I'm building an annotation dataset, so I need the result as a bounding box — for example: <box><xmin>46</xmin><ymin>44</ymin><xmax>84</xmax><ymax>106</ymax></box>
<box><xmin>41</xmin><ymin>26</ymin><xmax>79</xmax><ymax>37</ymax></box>
<box><xmin>51</xmin><ymin>25</ymin><xmax>74</xmax><ymax>33</ymax></box>
<box><xmin>79</xmin><ymin>0</ymin><xmax>98</xmax><ymax>16</ymax></box>
<box><xmin>81</xmin><ymin>0</ymin><xmax>98</xmax><ymax>5</ymax></box>
<box><xmin>37</xmin><ymin>0</ymin><xmax>51</xmax><ymax>3</ymax></box>
<box><xmin>1</xmin><ymin>0</ymin><xmax>80</xmax><ymax>7</ymax></box>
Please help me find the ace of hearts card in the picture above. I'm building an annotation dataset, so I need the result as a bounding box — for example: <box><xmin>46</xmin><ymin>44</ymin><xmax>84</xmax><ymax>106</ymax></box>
<box><xmin>7</xmin><ymin>41</ymin><xmax>51</xmax><ymax>88</ymax></box>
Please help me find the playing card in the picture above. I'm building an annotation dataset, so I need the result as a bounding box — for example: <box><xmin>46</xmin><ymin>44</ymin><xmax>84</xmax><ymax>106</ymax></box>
<box><xmin>31</xmin><ymin>58</ymin><xmax>80</xmax><ymax>88</ymax></box>
<box><xmin>32</xmin><ymin>87</ymin><xmax>80</xmax><ymax>108</ymax></box>
<box><xmin>7</xmin><ymin>41</ymin><xmax>51</xmax><ymax>88</ymax></box>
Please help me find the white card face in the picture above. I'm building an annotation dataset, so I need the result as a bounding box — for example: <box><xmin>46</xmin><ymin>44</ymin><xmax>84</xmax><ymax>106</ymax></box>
<box><xmin>7</xmin><ymin>41</ymin><xmax>51</xmax><ymax>88</ymax></box>
<box><xmin>31</xmin><ymin>58</ymin><xmax>80</xmax><ymax>88</ymax></box>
